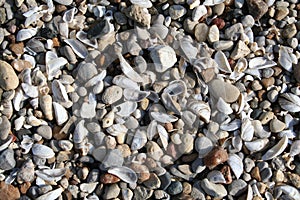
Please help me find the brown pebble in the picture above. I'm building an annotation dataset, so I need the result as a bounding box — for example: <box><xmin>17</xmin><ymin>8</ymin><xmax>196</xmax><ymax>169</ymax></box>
<box><xmin>220</xmin><ymin>165</ymin><xmax>232</xmax><ymax>184</ymax></box>
<box><xmin>9</xmin><ymin>42</ymin><xmax>24</xmax><ymax>55</ymax></box>
<box><xmin>164</xmin><ymin>122</ymin><xmax>173</xmax><ymax>132</ymax></box>
<box><xmin>0</xmin><ymin>182</ymin><xmax>21</xmax><ymax>200</ymax></box>
<box><xmin>145</xmin><ymin>157</ymin><xmax>157</xmax><ymax>169</ymax></box>
<box><xmin>11</xmin><ymin>59</ymin><xmax>32</xmax><ymax>72</ymax></box>
<box><xmin>182</xmin><ymin>182</ymin><xmax>192</xmax><ymax>194</ymax></box>
<box><xmin>20</xmin><ymin>182</ymin><xmax>31</xmax><ymax>194</ymax></box>
<box><xmin>251</xmin><ymin>167</ymin><xmax>261</xmax><ymax>181</ymax></box>
<box><xmin>55</xmin><ymin>5</ymin><xmax>67</xmax><ymax>13</ymax></box>
<box><xmin>257</xmin><ymin>90</ymin><xmax>266</xmax><ymax>102</ymax></box>
<box><xmin>273</xmin><ymin>66</ymin><xmax>282</xmax><ymax>76</ymax></box>
<box><xmin>140</xmin><ymin>98</ymin><xmax>149</xmax><ymax>110</ymax></box>
<box><xmin>181</xmin><ymin>153</ymin><xmax>198</xmax><ymax>163</ymax></box>
<box><xmin>52</xmin><ymin>38</ymin><xmax>60</xmax><ymax>47</ymax></box>
<box><xmin>261</xmin><ymin>77</ymin><xmax>275</xmax><ymax>89</ymax></box>
<box><xmin>100</xmin><ymin>173</ymin><xmax>120</xmax><ymax>184</ymax></box>
<box><xmin>130</xmin><ymin>163</ymin><xmax>150</xmax><ymax>183</ymax></box>
<box><xmin>203</xmin><ymin>146</ymin><xmax>228</xmax><ymax>170</ymax></box>
<box><xmin>212</xmin><ymin>18</ymin><xmax>225</xmax><ymax>29</ymax></box>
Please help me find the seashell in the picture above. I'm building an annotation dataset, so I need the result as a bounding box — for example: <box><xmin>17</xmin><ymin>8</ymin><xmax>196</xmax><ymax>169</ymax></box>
<box><xmin>32</xmin><ymin>143</ymin><xmax>55</xmax><ymax>158</ymax></box>
<box><xmin>220</xmin><ymin>119</ymin><xmax>241</xmax><ymax>131</ymax></box>
<box><xmin>227</xmin><ymin>154</ymin><xmax>243</xmax><ymax>179</ymax></box>
<box><xmin>19</xmin><ymin>68</ymin><xmax>32</xmax><ymax>84</ymax></box>
<box><xmin>241</xmin><ymin>118</ymin><xmax>254</xmax><ymax>141</ymax></box>
<box><xmin>123</xmin><ymin>88</ymin><xmax>150</xmax><ymax>102</ymax></box>
<box><xmin>102</xmin><ymin>110</ymin><xmax>115</xmax><ymax>128</ymax></box>
<box><xmin>179</xmin><ymin>38</ymin><xmax>198</xmax><ymax>62</ymax></box>
<box><xmin>93</xmin><ymin>5</ymin><xmax>106</xmax><ymax>17</ymax></box>
<box><xmin>53</xmin><ymin>102</ymin><xmax>68</xmax><ymax>125</ymax></box>
<box><xmin>26</xmin><ymin>38</ymin><xmax>45</xmax><ymax>53</ymax></box>
<box><xmin>134</xmin><ymin>56</ymin><xmax>147</xmax><ymax>74</ymax></box>
<box><xmin>216</xmin><ymin>97</ymin><xmax>233</xmax><ymax>115</ymax></box>
<box><xmin>278</xmin><ymin>93</ymin><xmax>300</xmax><ymax>112</ymax></box>
<box><xmin>20</xmin><ymin>135</ymin><xmax>34</xmax><ymax>154</ymax></box>
<box><xmin>131</xmin><ymin>129</ymin><xmax>147</xmax><ymax>150</ymax></box>
<box><xmin>252</xmin><ymin>120</ymin><xmax>270</xmax><ymax>138</ymax></box>
<box><xmin>130</xmin><ymin>0</ymin><xmax>152</xmax><ymax>8</ymax></box>
<box><xmin>14</xmin><ymin>116</ymin><xmax>25</xmax><ymax>131</ymax></box>
<box><xmin>24</xmin><ymin>12</ymin><xmax>43</xmax><ymax>28</ymax></box>
<box><xmin>54</xmin><ymin>0</ymin><xmax>72</xmax><ymax>5</ymax></box>
<box><xmin>0</xmin><ymin>136</ymin><xmax>13</xmax><ymax>152</ymax></box>
<box><xmin>244</xmin><ymin>138</ymin><xmax>269</xmax><ymax>153</ymax></box>
<box><xmin>64</xmin><ymin>39</ymin><xmax>88</xmax><ymax>58</ymax></box>
<box><xmin>201</xmin><ymin>178</ymin><xmax>227</xmax><ymax>198</ymax></box>
<box><xmin>32</xmin><ymin>70</ymin><xmax>47</xmax><ymax>86</ymax></box>
<box><xmin>16</xmin><ymin>28</ymin><xmax>38</xmax><ymax>41</ymax></box>
<box><xmin>118</xmin><ymin>53</ymin><xmax>144</xmax><ymax>83</ymax></box>
<box><xmin>108</xmin><ymin>166</ymin><xmax>137</xmax><ymax>187</ymax></box>
<box><xmin>115</xmin><ymin>101</ymin><xmax>137</xmax><ymax>117</ymax></box>
<box><xmin>161</xmin><ymin>93</ymin><xmax>181</xmax><ymax>115</ymax></box>
<box><xmin>74</xmin><ymin>120</ymin><xmax>88</xmax><ymax>143</ymax></box>
<box><xmin>46</xmin><ymin>52</ymin><xmax>68</xmax><ymax>80</ymax></box>
<box><xmin>112</xmin><ymin>75</ymin><xmax>140</xmax><ymax>90</ymax></box>
<box><xmin>163</xmin><ymin>80</ymin><xmax>187</xmax><ymax>97</ymax></box>
<box><xmin>76</xmin><ymin>31</ymin><xmax>98</xmax><ymax>49</ymax></box>
<box><xmin>36</xmin><ymin>168</ymin><xmax>66</xmax><ymax>182</ymax></box>
<box><xmin>203</xmin><ymin>0</ymin><xmax>225</xmax><ymax>6</ymax></box>
<box><xmin>21</xmin><ymin>83</ymin><xmax>39</xmax><ymax>98</ymax></box>
<box><xmin>157</xmin><ymin>124</ymin><xmax>169</xmax><ymax>150</ymax></box>
<box><xmin>207</xmin><ymin>170</ymin><xmax>227</xmax><ymax>184</ymax></box>
<box><xmin>147</xmin><ymin>120</ymin><xmax>157</xmax><ymax>140</ymax></box>
<box><xmin>40</xmin><ymin>94</ymin><xmax>53</xmax><ymax>121</ymax></box>
<box><xmin>262</xmin><ymin>135</ymin><xmax>288</xmax><ymax>161</ymax></box>
<box><xmin>187</xmin><ymin>100</ymin><xmax>211</xmax><ymax>123</ymax></box>
<box><xmin>59</xmin><ymin>22</ymin><xmax>69</xmax><ymax>38</ymax></box>
<box><xmin>232</xmin><ymin>135</ymin><xmax>243</xmax><ymax>152</ymax></box>
<box><xmin>36</xmin><ymin>188</ymin><xmax>63</xmax><ymax>200</ymax></box>
<box><xmin>275</xmin><ymin>185</ymin><xmax>300</xmax><ymax>200</ymax></box>
<box><xmin>279</xmin><ymin>46</ymin><xmax>297</xmax><ymax>72</ymax></box>
<box><xmin>248</xmin><ymin>57</ymin><xmax>277</xmax><ymax>69</ymax></box>
<box><xmin>106</xmin><ymin>124</ymin><xmax>128</xmax><ymax>136</ymax></box>
<box><xmin>52</xmin><ymin>80</ymin><xmax>69</xmax><ymax>103</ymax></box>
<box><xmin>63</xmin><ymin>7</ymin><xmax>78</xmax><ymax>23</ymax></box>
<box><xmin>150</xmin><ymin>112</ymin><xmax>178</xmax><ymax>123</ymax></box>
<box><xmin>290</xmin><ymin>140</ymin><xmax>300</xmax><ymax>157</ymax></box>
<box><xmin>80</xmin><ymin>182</ymin><xmax>98</xmax><ymax>193</ymax></box>
<box><xmin>214</xmin><ymin>51</ymin><xmax>232</xmax><ymax>73</ymax></box>
<box><xmin>195</xmin><ymin>136</ymin><xmax>213</xmax><ymax>158</ymax></box>
<box><xmin>30</xmin><ymin>98</ymin><xmax>39</xmax><ymax>109</ymax></box>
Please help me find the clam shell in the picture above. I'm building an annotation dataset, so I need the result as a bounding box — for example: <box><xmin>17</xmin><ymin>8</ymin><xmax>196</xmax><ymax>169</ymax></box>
<box><xmin>108</xmin><ymin>166</ymin><xmax>137</xmax><ymax>186</ymax></box>
<box><xmin>46</xmin><ymin>52</ymin><xmax>68</xmax><ymax>80</ymax></box>
<box><xmin>106</xmin><ymin>124</ymin><xmax>128</xmax><ymax>136</ymax></box>
<box><xmin>21</xmin><ymin>83</ymin><xmax>38</xmax><ymax>98</ymax></box>
<box><xmin>123</xmin><ymin>88</ymin><xmax>150</xmax><ymax>102</ymax></box>
<box><xmin>36</xmin><ymin>188</ymin><xmax>63</xmax><ymax>200</ymax></box>
<box><xmin>32</xmin><ymin>143</ymin><xmax>55</xmax><ymax>158</ymax></box>
<box><xmin>187</xmin><ymin>100</ymin><xmax>211</xmax><ymax>123</ymax></box>
<box><xmin>279</xmin><ymin>46</ymin><xmax>297</xmax><ymax>72</ymax></box>
<box><xmin>76</xmin><ymin>31</ymin><xmax>98</xmax><ymax>49</ymax></box>
<box><xmin>118</xmin><ymin>54</ymin><xmax>143</xmax><ymax>82</ymax></box>
<box><xmin>248</xmin><ymin>57</ymin><xmax>277</xmax><ymax>69</ymax></box>
<box><xmin>161</xmin><ymin>93</ymin><xmax>181</xmax><ymax>115</ymax></box>
<box><xmin>52</xmin><ymin>80</ymin><xmax>69</xmax><ymax>103</ymax></box>
<box><xmin>290</xmin><ymin>140</ymin><xmax>300</xmax><ymax>157</ymax></box>
<box><xmin>215</xmin><ymin>50</ymin><xmax>232</xmax><ymax>73</ymax></box>
<box><xmin>20</xmin><ymin>135</ymin><xmax>34</xmax><ymax>154</ymax></box>
<box><xmin>195</xmin><ymin>136</ymin><xmax>213</xmax><ymax>158</ymax></box>
<box><xmin>150</xmin><ymin>112</ymin><xmax>178</xmax><ymax>123</ymax></box>
<box><xmin>163</xmin><ymin>80</ymin><xmax>187</xmax><ymax>97</ymax></box>
<box><xmin>244</xmin><ymin>138</ymin><xmax>269</xmax><ymax>153</ymax></box>
<box><xmin>262</xmin><ymin>135</ymin><xmax>288</xmax><ymax>160</ymax></box>
<box><xmin>62</xmin><ymin>7</ymin><xmax>78</xmax><ymax>23</ymax></box>
<box><xmin>59</xmin><ymin>22</ymin><xmax>69</xmax><ymax>38</ymax></box>
<box><xmin>0</xmin><ymin>136</ymin><xmax>13</xmax><ymax>152</ymax></box>
<box><xmin>227</xmin><ymin>154</ymin><xmax>243</xmax><ymax>179</ymax></box>
<box><xmin>36</xmin><ymin>168</ymin><xmax>66</xmax><ymax>182</ymax></box>
<box><xmin>252</xmin><ymin>120</ymin><xmax>270</xmax><ymax>138</ymax></box>
<box><xmin>115</xmin><ymin>101</ymin><xmax>137</xmax><ymax>117</ymax></box>
<box><xmin>74</xmin><ymin>120</ymin><xmax>88</xmax><ymax>143</ymax></box>
<box><xmin>157</xmin><ymin>124</ymin><xmax>169</xmax><ymax>150</ymax></box>
<box><xmin>241</xmin><ymin>118</ymin><xmax>254</xmax><ymax>141</ymax></box>
<box><xmin>112</xmin><ymin>75</ymin><xmax>139</xmax><ymax>90</ymax></box>
<box><xmin>16</xmin><ymin>28</ymin><xmax>37</xmax><ymax>41</ymax></box>
<box><xmin>147</xmin><ymin>120</ymin><xmax>157</xmax><ymax>140</ymax></box>
<box><xmin>278</xmin><ymin>93</ymin><xmax>300</xmax><ymax>112</ymax></box>
<box><xmin>131</xmin><ymin>129</ymin><xmax>147</xmax><ymax>150</ymax></box>
<box><xmin>53</xmin><ymin>102</ymin><xmax>68</xmax><ymax>125</ymax></box>
<box><xmin>64</xmin><ymin>39</ymin><xmax>88</xmax><ymax>58</ymax></box>
<box><xmin>216</xmin><ymin>97</ymin><xmax>233</xmax><ymax>115</ymax></box>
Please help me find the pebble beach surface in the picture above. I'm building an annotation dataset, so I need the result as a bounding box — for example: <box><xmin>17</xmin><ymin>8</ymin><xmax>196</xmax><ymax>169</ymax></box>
<box><xmin>1</xmin><ymin>0</ymin><xmax>300</xmax><ymax>199</ymax></box>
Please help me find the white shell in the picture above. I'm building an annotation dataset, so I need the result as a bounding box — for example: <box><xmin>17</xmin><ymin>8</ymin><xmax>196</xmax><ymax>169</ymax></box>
<box><xmin>278</xmin><ymin>93</ymin><xmax>300</xmax><ymax>112</ymax></box>
<box><xmin>64</xmin><ymin>39</ymin><xmax>88</xmax><ymax>58</ymax></box>
<box><xmin>63</xmin><ymin>7</ymin><xmax>78</xmax><ymax>23</ymax></box>
<box><xmin>113</xmin><ymin>75</ymin><xmax>140</xmax><ymax>90</ymax></box>
<box><xmin>20</xmin><ymin>135</ymin><xmax>34</xmax><ymax>154</ymax></box>
<box><xmin>53</xmin><ymin>102</ymin><xmax>69</xmax><ymax>125</ymax></box>
<box><xmin>147</xmin><ymin>120</ymin><xmax>158</xmax><ymax>140</ymax></box>
<box><xmin>227</xmin><ymin>154</ymin><xmax>243</xmax><ymax>179</ymax></box>
<box><xmin>215</xmin><ymin>51</ymin><xmax>232</xmax><ymax>73</ymax></box>
<box><xmin>203</xmin><ymin>0</ymin><xmax>225</xmax><ymax>6</ymax></box>
<box><xmin>248</xmin><ymin>57</ymin><xmax>277</xmax><ymax>69</ymax></box>
<box><xmin>131</xmin><ymin>129</ymin><xmax>147</xmax><ymax>150</ymax></box>
<box><xmin>241</xmin><ymin>118</ymin><xmax>254</xmax><ymax>141</ymax></box>
<box><xmin>74</xmin><ymin>120</ymin><xmax>88</xmax><ymax>143</ymax></box>
<box><xmin>108</xmin><ymin>166</ymin><xmax>138</xmax><ymax>186</ymax></box>
<box><xmin>157</xmin><ymin>124</ymin><xmax>169</xmax><ymax>150</ymax></box>
<box><xmin>32</xmin><ymin>143</ymin><xmax>55</xmax><ymax>158</ymax></box>
<box><xmin>80</xmin><ymin>182</ymin><xmax>98</xmax><ymax>193</ymax></box>
<box><xmin>46</xmin><ymin>52</ymin><xmax>68</xmax><ymax>80</ymax></box>
<box><xmin>275</xmin><ymin>185</ymin><xmax>300</xmax><ymax>200</ymax></box>
<box><xmin>123</xmin><ymin>88</ymin><xmax>150</xmax><ymax>102</ymax></box>
<box><xmin>244</xmin><ymin>138</ymin><xmax>269</xmax><ymax>153</ymax></box>
<box><xmin>16</xmin><ymin>28</ymin><xmax>37</xmax><ymax>41</ymax></box>
<box><xmin>216</xmin><ymin>97</ymin><xmax>233</xmax><ymax>114</ymax></box>
<box><xmin>76</xmin><ymin>31</ymin><xmax>98</xmax><ymax>49</ymax></box>
<box><xmin>106</xmin><ymin>124</ymin><xmax>128</xmax><ymax>136</ymax></box>
<box><xmin>150</xmin><ymin>112</ymin><xmax>178</xmax><ymax>123</ymax></box>
<box><xmin>52</xmin><ymin>80</ymin><xmax>69</xmax><ymax>102</ymax></box>
<box><xmin>187</xmin><ymin>100</ymin><xmax>211</xmax><ymax>123</ymax></box>
<box><xmin>36</xmin><ymin>188</ymin><xmax>63</xmax><ymax>200</ymax></box>
<box><xmin>195</xmin><ymin>136</ymin><xmax>213</xmax><ymax>158</ymax></box>
<box><xmin>0</xmin><ymin>136</ymin><xmax>13</xmax><ymax>152</ymax></box>
<box><xmin>115</xmin><ymin>101</ymin><xmax>137</xmax><ymax>117</ymax></box>
<box><xmin>290</xmin><ymin>140</ymin><xmax>300</xmax><ymax>157</ymax></box>
<box><xmin>279</xmin><ymin>46</ymin><xmax>298</xmax><ymax>72</ymax></box>
<box><xmin>36</xmin><ymin>168</ymin><xmax>66</xmax><ymax>182</ymax></box>
<box><xmin>130</xmin><ymin>0</ymin><xmax>152</xmax><ymax>8</ymax></box>
<box><xmin>13</xmin><ymin>87</ymin><xmax>24</xmax><ymax>111</ymax></box>
<box><xmin>118</xmin><ymin>54</ymin><xmax>144</xmax><ymax>82</ymax></box>
<box><xmin>262</xmin><ymin>135</ymin><xmax>288</xmax><ymax>160</ymax></box>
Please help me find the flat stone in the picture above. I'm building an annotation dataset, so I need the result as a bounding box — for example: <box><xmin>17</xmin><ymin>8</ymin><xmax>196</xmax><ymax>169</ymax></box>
<box><xmin>36</xmin><ymin>125</ymin><xmax>52</xmax><ymax>140</ymax></box>
<box><xmin>208</xmin><ymin>79</ymin><xmax>241</xmax><ymax>103</ymax></box>
<box><xmin>0</xmin><ymin>149</ymin><xmax>16</xmax><ymax>170</ymax></box>
<box><xmin>230</xmin><ymin>40</ymin><xmax>251</xmax><ymax>60</ymax></box>
<box><xmin>246</xmin><ymin>0</ymin><xmax>268</xmax><ymax>20</ymax></box>
<box><xmin>102</xmin><ymin>184</ymin><xmax>120</xmax><ymax>199</ymax></box>
<box><xmin>270</xmin><ymin>118</ymin><xmax>286</xmax><ymax>133</ymax></box>
<box><xmin>169</xmin><ymin>5</ymin><xmax>187</xmax><ymax>20</ymax></box>
<box><xmin>0</xmin><ymin>116</ymin><xmax>10</xmax><ymax>140</ymax></box>
<box><xmin>194</xmin><ymin>23</ymin><xmax>209</xmax><ymax>42</ymax></box>
<box><xmin>0</xmin><ymin>60</ymin><xmax>19</xmax><ymax>90</ymax></box>
<box><xmin>183</xmin><ymin>18</ymin><xmax>198</xmax><ymax>34</ymax></box>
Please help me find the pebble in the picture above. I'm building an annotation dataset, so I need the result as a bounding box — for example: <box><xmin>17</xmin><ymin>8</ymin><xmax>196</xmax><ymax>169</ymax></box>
<box><xmin>9</xmin><ymin>42</ymin><xmax>24</xmax><ymax>55</ymax></box>
<box><xmin>194</xmin><ymin>23</ymin><xmax>209</xmax><ymax>42</ymax></box>
<box><xmin>0</xmin><ymin>182</ymin><xmax>20</xmax><ymax>200</ymax></box>
<box><xmin>159</xmin><ymin>172</ymin><xmax>171</xmax><ymax>190</ymax></box>
<box><xmin>150</xmin><ymin>45</ymin><xmax>177</xmax><ymax>73</ymax></box>
<box><xmin>36</xmin><ymin>125</ymin><xmax>52</xmax><ymax>140</ymax></box>
<box><xmin>0</xmin><ymin>149</ymin><xmax>16</xmax><ymax>170</ymax></box>
<box><xmin>213</xmin><ymin>3</ymin><xmax>225</xmax><ymax>16</ymax></box>
<box><xmin>207</xmin><ymin>25</ymin><xmax>219</xmax><ymax>43</ymax></box>
<box><xmin>225</xmin><ymin>23</ymin><xmax>244</xmax><ymax>41</ymax></box>
<box><xmin>200</xmin><ymin>178</ymin><xmax>227</xmax><ymax>198</ymax></box>
<box><xmin>282</xmin><ymin>24</ymin><xmax>297</xmax><ymax>39</ymax></box>
<box><xmin>230</xmin><ymin>40</ymin><xmax>251</xmax><ymax>60</ymax></box>
<box><xmin>102</xmin><ymin>85</ymin><xmax>123</xmax><ymax>104</ymax></box>
<box><xmin>251</xmin><ymin>167</ymin><xmax>261</xmax><ymax>181</ymax></box>
<box><xmin>0</xmin><ymin>116</ymin><xmax>10</xmax><ymax>140</ymax></box>
<box><xmin>77</xmin><ymin>63</ymin><xmax>98</xmax><ymax>83</ymax></box>
<box><xmin>270</xmin><ymin>118</ymin><xmax>286</xmax><ymax>133</ymax></box>
<box><xmin>167</xmin><ymin>181</ymin><xmax>183</xmax><ymax>195</ymax></box>
<box><xmin>143</xmin><ymin>173</ymin><xmax>161</xmax><ymax>189</ymax></box>
<box><xmin>261</xmin><ymin>77</ymin><xmax>275</xmax><ymax>88</ymax></box>
<box><xmin>287</xmin><ymin>173</ymin><xmax>300</xmax><ymax>188</ymax></box>
<box><xmin>228</xmin><ymin>179</ymin><xmax>247</xmax><ymax>196</ymax></box>
<box><xmin>275</xmin><ymin>6</ymin><xmax>289</xmax><ymax>21</ymax></box>
<box><xmin>169</xmin><ymin>5</ymin><xmax>187</xmax><ymax>20</ymax></box>
<box><xmin>246</xmin><ymin>0</ymin><xmax>268</xmax><ymax>20</ymax></box>
<box><xmin>209</xmin><ymin>79</ymin><xmax>241</xmax><ymax>103</ymax></box>
<box><xmin>17</xmin><ymin>159</ymin><xmax>35</xmax><ymax>183</ymax></box>
<box><xmin>0</xmin><ymin>60</ymin><xmax>19</xmax><ymax>90</ymax></box>
<box><xmin>192</xmin><ymin>5</ymin><xmax>207</xmax><ymax>21</ymax></box>
<box><xmin>133</xmin><ymin>186</ymin><xmax>153</xmax><ymax>199</ymax></box>
<box><xmin>203</xmin><ymin>146</ymin><xmax>228</xmax><ymax>169</ymax></box>
<box><xmin>130</xmin><ymin>163</ymin><xmax>150</xmax><ymax>182</ymax></box>
<box><xmin>102</xmin><ymin>184</ymin><xmax>120</xmax><ymax>199</ymax></box>
<box><xmin>261</xmin><ymin>168</ymin><xmax>273</xmax><ymax>182</ymax></box>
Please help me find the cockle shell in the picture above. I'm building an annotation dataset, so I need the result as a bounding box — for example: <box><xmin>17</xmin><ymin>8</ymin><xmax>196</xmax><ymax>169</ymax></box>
<box><xmin>32</xmin><ymin>143</ymin><xmax>55</xmax><ymax>158</ymax></box>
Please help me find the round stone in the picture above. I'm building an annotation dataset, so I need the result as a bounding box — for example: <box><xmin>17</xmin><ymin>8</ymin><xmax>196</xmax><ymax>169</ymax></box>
<box><xmin>167</xmin><ymin>181</ymin><xmax>183</xmax><ymax>195</ymax></box>
<box><xmin>0</xmin><ymin>60</ymin><xmax>19</xmax><ymax>90</ymax></box>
